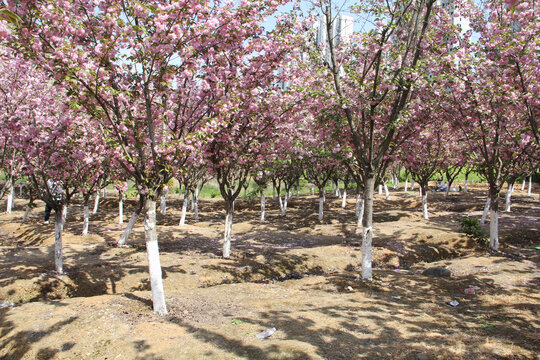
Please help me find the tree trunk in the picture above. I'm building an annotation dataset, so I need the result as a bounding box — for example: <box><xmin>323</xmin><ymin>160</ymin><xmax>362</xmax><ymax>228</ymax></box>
<box><xmin>103</xmin><ymin>188</ymin><xmax>107</xmax><ymax>198</ymax></box>
<box><xmin>378</xmin><ymin>184</ymin><xmax>382</xmax><ymax>195</ymax></box>
<box><xmin>505</xmin><ymin>183</ymin><xmax>513</xmax><ymax>212</ymax></box>
<box><xmin>22</xmin><ymin>199</ymin><xmax>33</xmax><ymax>222</ymax></box>
<box><xmin>318</xmin><ymin>196</ymin><xmax>324</xmax><ymax>222</ymax></box>
<box><xmin>404</xmin><ymin>177</ymin><xmax>408</xmax><ymax>192</ymax></box>
<box><xmin>488</xmin><ymin>191</ymin><xmax>499</xmax><ymax>251</ymax></box>
<box><xmin>179</xmin><ymin>190</ymin><xmax>189</xmax><ymax>226</ymax></box>
<box><xmin>282</xmin><ymin>192</ymin><xmax>288</xmax><ymax>215</ymax></box>
<box><xmin>160</xmin><ymin>194</ymin><xmax>167</xmax><ymax>215</ymax></box>
<box><xmin>82</xmin><ymin>202</ymin><xmax>90</xmax><ymax>236</ymax></box>
<box><xmin>54</xmin><ymin>205</ymin><xmax>65</xmax><ymax>274</ymax></box>
<box><xmin>311</xmin><ymin>186</ymin><xmax>314</xmax><ymax>195</ymax></box>
<box><xmin>272</xmin><ymin>183</ymin><xmax>276</xmax><ymax>200</ymax></box>
<box><xmin>341</xmin><ymin>188</ymin><xmax>347</xmax><ymax>208</ymax></box>
<box><xmin>331</xmin><ymin>181</ymin><xmax>335</xmax><ymax>193</ymax></box>
<box><xmin>93</xmin><ymin>191</ymin><xmax>100</xmax><ymax>214</ymax></box>
<box><xmin>355</xmin><ymin>191</ymin><xmax>361</xmax><ymax>217</ymax></box>
<box><xmin>421</xmin><ymin>185</ymin><xmax>429</xmax><ymax>220</ymax></box>
<box><xmin>355</xmin><ymin>197</ymin><xmax>364</xmax><ymax>235</ymax></box>
<box><xmin>521</xmin><ymin>178</ymin><xmax>526</xmax><ymax>191</ymax></box>
<box><xmin>260</xmin><ymin>190</ymin><xmax>266</xmax><ymax>223</ymax></box>
<box><xmin>383</xmin><ymin>183</ymin><xmax>390</xmax><ymax>200</ymax></box>
<box><xmin>481</xmin><ymin>196</ymin><xmax>491</xmax><ymax>224</ymax></box>
<box><xmin>143</xmin><ymin>198</ymin><xmax>168</xmax><ymax>315</ymax></box>
<box><xmin>118</xmin><ymin>196</ymin><xmax>144</xmax><ymax>246</ymax></box>
<box><xmin>296</xmin><ymin>183</ymin><xmax>300</xmax><ymax>199</ymax></box>
<box><xmin>222</xmin><ymin>200</ymin><xmax>234</xmax><ymax>258</ymax></box>
<box><xmin>410</xmin><ymin>179</ymin><xmax>415</xmax><ymax>190</ymax></box>
<box><xmin>6</xmin><ymin>177</ymin><xmax>14</xmax><ymax>213</ymax></box>
<box><xmin>361</xmin><ymin>176</ymin><xmax>375</xmax><ymax>280</ymax></box>
<box><xmin>527</xmin><ymin>176</ymin><xmax>532</xmax><ymax>196</ymax></box>
<box><xmin>193</xmin><ymin>188</ymin><xmax>200</xmax><ymax>221</ymax></box>
<box><xmin>464</xmin><ymin>174</ymin><xmax>469</xmax><ymax>192</ymax></box>
<box><xmin>118</xmin><ymin>192</ymin><xmax>124</xmax><ymax>224</ymax></box>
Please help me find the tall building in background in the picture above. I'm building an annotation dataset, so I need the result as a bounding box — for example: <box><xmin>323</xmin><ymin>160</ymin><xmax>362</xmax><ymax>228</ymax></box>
<box><xmin>315</xmin><ymin>13</ymin><xmax>354</xmax><ymax>61</ymax></box>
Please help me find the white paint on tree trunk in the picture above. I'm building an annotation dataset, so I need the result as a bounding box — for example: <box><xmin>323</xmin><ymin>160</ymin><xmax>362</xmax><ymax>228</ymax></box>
<box><xmin>194</xmin><ymin>189</ymin><xmax>199</xmax><ymax>221</ymax></box>
<box><xmin>355</xmin><ymin>192</ymin><xmax>361</xmax><ymax>217</ymax></box>
<box><xmin>93</xmin><ymin>192</ymin><xmax>100</xmax><ymax>214</ymax></box>
<box><xmin>464</xmin><ymin>178</ymin><xmax>468</xmax><ymax>192</ymax></box>
<box><xmin>283</xmin><ymin>192</ymin><xmax>288</xmax><ymax>215</ymax></box>
<box><xmin>160</xmin><ymin>194</ymin><xmax>167</xmax><ymax>215</ymax></box>
<box><xmin>22</xmin><ymin>201</ymin><xmax>32</xmax><ymax>222</ymax></box>
<box><xmin>296</xmin><ymin>184</ymin><xmax>300</xmax><ymax>199</ymax></box>
<box><xmin>318</xmin><ymin>197</ymin><xmax>324</xmax><ymax>221</ymax></box>
<box><xmin>179</xmin><ymin>190</ymin><xmax>189</xmax><ymax>226</ymax></box>
<box><xmin>355</xmin><ymin>198</ymin><xmax>364</xmax><ymax>234</ymax></box>
<box><xmin>118</xmin><ymin>193</ymin><xmax>124</xmax><ymax>224</ymax></box>
<box><xmin>362</xmin><ymin>225</ymin><xmax>373</xmax><ymax>280</ymax></box>
<box><xmin>222</xmin><ymin>201</ymin><xmax>234</xmax><ymax>258</ymax></box>
<box><xmin>144</xmin><ymin>199</ymin><xmax>168</xmax><ymax>315</ymax></box>
<box><xmin>422</xmin><ymin>193</ymin><xmax>428</xmax><ymax>220</ymax></box>
<box><xmin>404</xmin><ymin>177</ymin><xmax>408</xmax><ymax>192</ymax></box>
<box><xmin>481</xmin><ymin>197</ymin><xmax>491</xmax><ymax>224</ymax></box>
<box><xmin>378</xmin><ymin>184</ymin><xmax>382</xmax><ymax>195</ymax></box>
<box><xmin>62</xmin><ymin>205</ymin><xmax>68</xmax><ymax>223</ymax></box>
<box><xmin>54</xmin><ymin>206</ymin><xmax>65</xmax><ymax>274</ymax></box>
<box><xmin>410</xmin><ymin>179</ymin><xmax>415</xmax><ymax>190</ymax></box>
<box><xmin>102</xmin><ymin>188</ymin><xmax>107</xmax><ymax>198</ymax></box>
<box><xmin>119</xmin><ymin>208</ymin><xmax>138</xmax><ymax>245</ymax></box>
<box><xmin>341</xmin><ymin>189</ymin><xmax>347</xmax><ymax>208</ymax></box>
<box><xmin>6</xmin><ymin>179</ymin><xmax>13</xmax><ymax>213</ymax></box>
<box><xmin>260</xmin><ymin>190</ymin><xmax>266</xmax><ymax>223</ymax></box>
<box><xmin>521</xmin><ymin>178</ymin><xmax>526</xmax><ymax>191</ymax></box>
<box><xmin>489</xmin><ymin>209</ymin><xmax>499</xmax><ymax>251</ymax></box>
<box><xmin>82</xmin><ymin>204</ymin><xmax>89</xmax><ymax>236</ymax></box>
<box><xmin>528</xmin><ymin>176</ymin><xmax>532</xmax><ymax>196</ymax></box>
<box><xmin>384</xmin><ymin>183</ymin><xmax>390</xmax><ymax>200</ymax></box>
<box><xmin>311</xmin><ymin>186</ymin><xmax>314</xmax><ymax>195</ymax></box>
<box><xmin>505</xmin><ymin>184</ymin><xmax>512</xmax><ymax>212</ymax></box>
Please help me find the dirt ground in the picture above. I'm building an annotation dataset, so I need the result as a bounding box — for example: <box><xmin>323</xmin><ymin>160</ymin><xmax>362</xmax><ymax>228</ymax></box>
<box><xmin>0</xmin><ymin>184</ymin><xmax>539</xmax><ymax>360</ymax></box>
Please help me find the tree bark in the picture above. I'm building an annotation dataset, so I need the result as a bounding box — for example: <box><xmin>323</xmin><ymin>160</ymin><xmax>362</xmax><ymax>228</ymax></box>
<box><xmin>521</xmin><ymin>178</ymin><xmax>526</xmax><ymax>191</ymax></box>
<box><xmin>404</xmin><ymin>176</ymin><xmax>408</xmax><ymax>192</ymax></box>
<box><xmin>527</xmin><ymin>176</ymin><xmax>532</xmax><ymax>196</ymax></box>
<box><xmin>318</xmin><ymin>196</ymin><xmax>324</xmax><ymax>222</ymax></box>
<box><xmin>378</xmin><ymin>184</ymin><xmax>382</xmax><ymax>195</ymax></box>
<box><xmin>410</xmin><ymin>179</ymin><xmax>415</xmax><ymax>190</ymax></box>
<box><xmin>118</xmin><ymin>192</ymin><xmax>124</xmax><ymax>224</ymax></box>
<box><xmin>361</xmin><ymin>176</ymin><xmax>375</xmax><ymax>280</ymax></box>
<box><xmin>6</xmin><ymin>177</ymin><xmax>14</xmax><ymax>214</ymax></box>
<box><xmin>421</xmin><ymin>185</ymin><xmax>429</xmax><ymax>220</ymax></box>
<box><xmin>93</xmin><ymin>191</ymin><xmax>100</xmax><ymax>214</ymax></box>
<box><xmin>488</xmin><ymin>189</ymin><xmax>499</xmax><ymax>251</ymax></box>
<box><xmin>464</xmin><ymin>173</ymin><xmax>469</xmax><ymax>192</ymax></box>
<box><xmin>260</xmin><ymin>190</ymin><xmax>266</xmax><ymax>223</ymax></box>
<box><xmin>222</xmin><ymin>200</ymin><xmax>234</xmax><ymax>258</ymax></box>
<box><xmin>54</xmin><ymin>205</ymin><xmax>65</xmax><ymax>274</ymax></box>
<box><xmin>384</xmin><ymin>183</ymin><xmax>390</xmax><ymax>200</ymax></box>
<box><xmin>341</xmin><ymin>188</ymin><xmax>347</xmax><ymax>208</ymax></box>
<box><xmin>118</xmin><ymin>196</ymin><xmax>144</xmax><ymax>246</ymax></box>
<box><xmin>179</xmin><ymin>190</ymin><xmax>189</xmax><ymax>226</ymax></box>
<box><xmin>143</xmin><ymin>198</ymin><xmax>168</xmax><ymax>315</ymax></box>
<box><xmin>82</xmin><ymin>202</ymin><xmax>90</xmax><ymax>236</ymax></box>
<box><xmin>160</xmin><ymin>194</ymin><xmax>167</xmax><ymax>215</ymax></box>
<box><xmin>22</xmin><ymin>199</ymin><xmax>34</xmax><ymax>222</ymax></box>
<box><xmin>193</xmin><ymin>188</ymin><xmax>200</xmax><ymax>221</ymax></box>
<box><xmin>481</xmin><ymin>196</ymin><xmax>491</xmax><ymax>224</ymax></box>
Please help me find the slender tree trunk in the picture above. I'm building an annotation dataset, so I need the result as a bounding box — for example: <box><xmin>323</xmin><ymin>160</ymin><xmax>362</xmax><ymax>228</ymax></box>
<box><xmin>528</xmin><ymin>176</ymin><xmax>532</xmax><ymax>196</ymax></box>
<box><xmin>464</xmin><ymin>174</ymin><xmax>468</xmax><ymax>192</ymax></box>
<box><xmin>102</xmin><ymin>188</ymin><xmax>107</xmax><ymax>198</ymax></box>
<box><xmin>93</xmin><ymin>191</ymin><xmax>100</xmax><ymax>215</ymax></box>
<box><xmin>378</xmin><ymin>184</ymin><xmax>382</xmax><ymax>195</ymax></box>
<box><xmin>160</xmin><ymin>194</ymin><xmax>167</xmax><ymax>215</ymax></box>
<box><xmin>489</xmin><ymin>190</ymin><xmax>499</xmax><ymax>251</ymax></box>
<box><xmin>272</xmin><ymin>183</ymin><xmax>276</xmax><ymax>200</ymax></box>
<box><xmin>296</xmin><ymin>183</ymin><xmax>300</xmax><ymax>199</ymax></box>
<box><xmin>355</xmin><ymin>191</ymin><xmax>361</xmax><ymax>217</ymax></box>
<box><xmin>421</xmin><ymin>185</ymin><xmax>429</xmax><ymax>220</ymax></box>
<box><xmin>54</xmin><ymin>205</ymin><xmax>65</xmax><ymax>274</ymax></box>
<box><xmin>194</xmin><ymin>188</ymin><xmax>200</xmax><ymax>221</ymax></box>
<box><xmin>505</xmin><ymin>183</ymin><xmax>513</xmax><ymax>212</ymax></box>
<box><xmin>62</xmin><ymin>205</ymin><xmax>68</xmax><ymax>223</ymax></box>
<box><xmin>331</xmin><ymin>182</ymin><xmax>335</xmax><ymax>193</ymax></box>
<box><xmin>6</xmin><ymin>177</ymin><xmax>14</xmax><ymax>213</ymax></box>
<box><xmin>82</xmin><ymin>201</ymin><xmax>90</xmax><ymax>236</ymax></box>
<box><xmin>283</xmin><ymin>191</ymin><xmax>289</xmax><ymax>215</ymax></box>
<box><xmin>383</xmin><ymin>183</ymin><xmax>390</xmax><ymax>200</ymax></box>
<box><xmin>260</xmin><ymin>190</ymin><xmax>266</xmax><ymax>223</ymax></box>
<box><xmin>521</xmin><ymin>178</ymin><xmax>526</xmax><ymax>191</ymax></box>
<box><xmin>118</xmin><ymin>192</ymin><xmax>124</xmax><ymax>224</ymax></box>
<box><xmin>341</xmin><ymin>188</ymin><xmax>347</xmax><ymax>208</ymax></box>
<box><xmin>404</xmin><ymin>177</ymin><xmax>409</xmax><ymax>192</ymax></box>
<box><xmin>179</xmin><ymin>190</ymin><xmax>190</xmax><ymax>226</ymax></box>
<box><xmin>118</xmin><ymin>196</ymin><xmax>144</xmax><ymax>246</ymax></box>
<box><xmin>481</xmin><ymin>196</ymin><xmax>491</xmax><ymax>224</ymax></box>
<box><xmin>22</xmin><ymin>199</ymin><xmax>34</xmax><ymax>222</ymax></box>
<box><xmin>143</xmin><ymin>198</ymin><xmax>168</xmax><ymax>315</ymax></box>
<box><xmin>410</xmin><ymin>179</ymin><xmax>415</xmax><ymax>190</ymax></box>
<box><xmin>361</xmin><ymin>176</ymin><xmax>375</xmax><ymax>280</ymax></box>
<box><xmin>222</xmin><ymin>200</ymin><xmax>234</xmax><ymax>258</ymax></box>
<box><xmin>318</xmin><ymin>195</ymin><xmax>324</xmax><ymax>222</ymax></box>
<box><xmin>278</xmin><ymin>195</ymin><xmax>284</xmax><ymax>216</ymax></box>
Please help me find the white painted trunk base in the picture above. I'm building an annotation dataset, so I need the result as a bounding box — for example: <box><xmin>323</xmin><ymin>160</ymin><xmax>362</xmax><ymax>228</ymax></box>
<box><xmin>489</xmin><ymin>209</ymin><xmax>499</xmax><ymax>251</ymax></box>
<box><xmin>384</xmin><ymin>184</ymin><xmax>390</xmax><ymax>200</ymax></box>
<box><xmin>481</xmin><ymin>197</ymin><xmax>491</xmax><ymax>224</ymax></box>
<box><xmin>179</xmin><ymin>191</ymin><xmax>189</xmax><ymax>226</ymax></box>
<box><xmin>464</xmin><ymin>179</ymin><xmax>468</xmax><ymax>192</ymax></box>
<box><xmin>422</xmin><ymin>193</ymin><xmax>428</xmax><ymax>220</ymax></box>
<box><xmin>144</xmin><ymin>199</ymin><xmax>168</xmax><ymax>315</ymax></box>
<box><xmin>54</xmin><ymin>206</ymin><xmax>65</xmax><ymax>274</ymax></box>
<box><xmin>318</xmin><ymin>197</ymin><xmax>324</xmax><ymax>222</ymax></box>
<box><xmin>93</xmin><ymin>192</ymin><xmax>100</xmax><ymax>214</ymax></box>
<box><xmin>361</xmin><ymin>226</ymin><xmax>373</xmax><ymax>280</ymax></box>
<box><xmin>223</xmin><ymin>201</ymin><xmax>235</xmax><ymax>258</ymax></box>
<box><xmin>505</xmin><ymin>185</ymin><xmax>512</xmax><ymax>212</ymax></box>
<box><xmin>6</xmin><ymin>181</ymin><xmax>14</xmax><ymax>213</ymax></box>
<box><xmin>22</xmin><ymin>202</ymin><xmax>32</xmax><ymax>222</ymax></box>
<box><xmin>160</xmin><ymin>194</ymin><xmax>167</xmax><ymax>215</ymax></box>
<box><xmin>119</xmin><ymin>194</ymin><xmax>124</xmax><ymax>224</ymax></box>
<box><xmin>82</xmin><ymin>204</ymin><xmax>89</xmax><ymax>236</ymax></box>
<box><xmin>260</xmin><ymin>191</ymin><xmax>266</xmax><ymax>224</ymax></box>
<box><xmin>378</xmin><ymin>185</ymin><xmax>382</xmax><ymax>195</ymax></box>
<box><xmin>341</xmin><ymin>189</ymin><xmax>347</xmax><ymax>208</ymax></box>
<box><xmin>410</xmin><ymin>179</ymin><xmax>415</xmax><ymax>190</ymax></box>
<box><xmin>521</xmin><ymin>179</ymin><xmax>526</xmax><ymax>191</ymax></box>
<box><xmin>528</xmin><ymin>176</ymin><xmax>532</xmax><ymax>196</ymax></box>
<box><xmin>404</xmin><ymin>177</ymin><xmax>408</xmax><ymax>192</ymax></box>
<box><xmin>119</xmin><ymin>209</ymin><xmax>138</xmax><ymax>245</ymax></box>
<box><xmin>355</xmin><ymin>193</ymin><xmax>361</xmax><ymax>217</ymax></box>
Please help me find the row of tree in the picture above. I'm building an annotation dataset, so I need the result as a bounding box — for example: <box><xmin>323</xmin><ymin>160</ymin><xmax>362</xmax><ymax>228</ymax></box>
<box><xmin>0</xmin><ymin>0</ymin><xmax>537</xmax><ymax>315</ymax></box>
